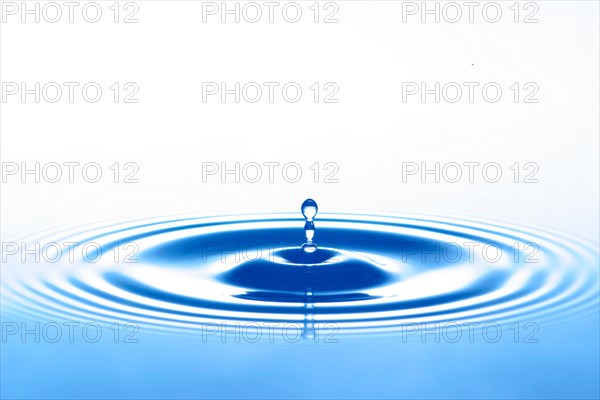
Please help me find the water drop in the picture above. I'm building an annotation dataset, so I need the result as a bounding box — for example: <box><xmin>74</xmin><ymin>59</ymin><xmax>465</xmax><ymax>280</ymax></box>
<box><xmin>301</xmin><ymin>199</ymin><xmax>318</xmax><ymax>253</ymax></box>
<box><xmin>301</xmin><ymin>199</ymin><xmax>318</xmax><ymax>222</ymax></box>
<box><xmin>304</xmin><ymin>221</ymin><xmax>315</xmax><ymax>241</ymax></box>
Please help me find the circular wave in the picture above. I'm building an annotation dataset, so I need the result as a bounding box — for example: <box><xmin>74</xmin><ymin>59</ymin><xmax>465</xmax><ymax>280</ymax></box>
<box><xmin>2</xmin><ymin>213</ymin><xmax>598</xmax><ymax>335</ymax></box>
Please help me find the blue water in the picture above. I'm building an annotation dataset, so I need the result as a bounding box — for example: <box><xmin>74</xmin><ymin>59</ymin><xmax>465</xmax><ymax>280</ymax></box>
<box><xmin>1</xmin><ymin>208</ymin><xmax>599</xmax><ymax>398</ymax></box>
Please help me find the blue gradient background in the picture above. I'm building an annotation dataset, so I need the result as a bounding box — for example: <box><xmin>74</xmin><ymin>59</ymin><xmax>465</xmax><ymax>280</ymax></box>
<box><xmin>2</xmin><ymin>317</ymin><xmax>599</xmax><ymax>399</ymax></box>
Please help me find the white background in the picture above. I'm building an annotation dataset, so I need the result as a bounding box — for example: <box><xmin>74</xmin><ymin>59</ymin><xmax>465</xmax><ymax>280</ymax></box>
<box><xmin>1</xmin><ymin>1</ymin><xmax>599</xmax><ymax>237</ymax></box>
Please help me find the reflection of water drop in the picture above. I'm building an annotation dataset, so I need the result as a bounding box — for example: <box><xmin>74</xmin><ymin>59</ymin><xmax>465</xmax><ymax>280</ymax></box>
<box><xmin>302</xmin><ymin>292</ymin><xmax>315</xmax><ymax>340</ymax></box>
<box><xmin>301</xmin><ymin>199</ymin><xmax>318</xmax><ymax>253</ymax></box>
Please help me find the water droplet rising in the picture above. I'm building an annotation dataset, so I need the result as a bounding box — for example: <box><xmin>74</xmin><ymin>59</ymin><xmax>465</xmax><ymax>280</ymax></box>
<box><xmin>301</xmin><ymin>199</ymin><xmax>318</xmax><ymax>253</ymax></box>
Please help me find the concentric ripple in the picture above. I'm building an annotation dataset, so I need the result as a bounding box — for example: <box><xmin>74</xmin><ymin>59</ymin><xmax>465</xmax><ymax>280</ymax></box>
<box><xmin>2</xmin><ymin>213</ymin><xmax>598</xmax><ymax>335</ymax></box>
